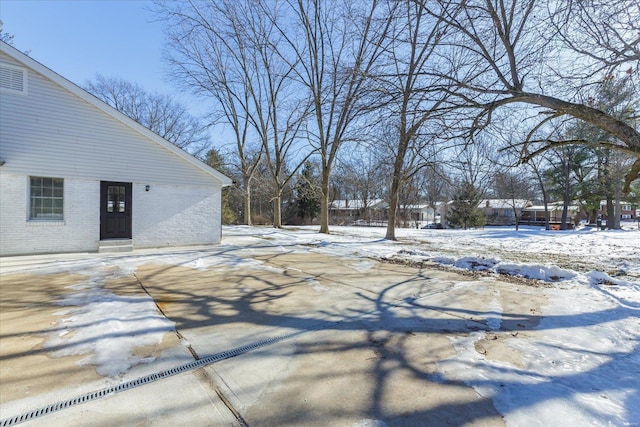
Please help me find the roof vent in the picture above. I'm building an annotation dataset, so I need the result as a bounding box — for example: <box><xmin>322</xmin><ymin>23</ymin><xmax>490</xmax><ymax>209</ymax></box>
<box><xmin>0</xmin><ymin>64</ymin><xmax>27</xmax><ymax>94</ymax></box>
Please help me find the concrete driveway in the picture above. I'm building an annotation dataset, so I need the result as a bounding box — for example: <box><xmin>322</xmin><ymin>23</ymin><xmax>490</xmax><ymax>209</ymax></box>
<box><xmin>0</xmin><ymin>233</ymin><xmax>548</xmax><ymax>426</ymax></box>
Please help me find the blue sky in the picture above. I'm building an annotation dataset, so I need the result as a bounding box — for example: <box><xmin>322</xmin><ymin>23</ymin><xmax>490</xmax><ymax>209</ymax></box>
<box><xmin>1</xmin><ymin>0</ymin><xmax>177</xmax><ymax>97</ymax></box>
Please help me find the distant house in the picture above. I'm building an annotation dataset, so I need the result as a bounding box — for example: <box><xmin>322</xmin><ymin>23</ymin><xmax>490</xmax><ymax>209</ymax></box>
<box><xmin>520</xmin><ymin>202</ymin><xmax>581</xmax><ymax>226</ymax></box>
<box><xmin>478</xmin><ymin>199</ymin><xmax>532</xmax><ymax>225</ymax></box>
<box><xmin>397</xmin><ymin>204</ymin><xmax>436</xmax><ymax>225</ymax></box>
<box><xmin>0</xmin><ymin>41</ymin><xmax>232</xmax><ymax>256</ymax></box>
<box><xmin>329</xmin><ymin>199</ymin><xmax>386</xmax><ymax>225</ymax></box>
<box><xmin>598</xmin><ymin>201</ymin><xmax>636</xmax><ymax>219</ymax></box>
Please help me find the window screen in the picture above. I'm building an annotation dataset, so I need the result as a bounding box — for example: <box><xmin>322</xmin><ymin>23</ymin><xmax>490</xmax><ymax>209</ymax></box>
<box><xmin>30</xmin><ymin>177</ymin><xmax>63</xmax><ymax>220</ymax></box>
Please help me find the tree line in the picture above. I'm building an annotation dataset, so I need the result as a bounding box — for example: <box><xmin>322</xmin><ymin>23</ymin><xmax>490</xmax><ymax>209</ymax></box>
<box><xmin>90</xmin><ymin>1</ymin><xmax>638</xmax><ymax>235</ymax></box>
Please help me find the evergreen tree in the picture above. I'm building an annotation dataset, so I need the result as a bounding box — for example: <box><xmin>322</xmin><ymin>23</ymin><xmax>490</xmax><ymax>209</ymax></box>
<box><xmin>544</xmin><ymin>144</ymin><xmax>591</xmax><ymax>229</ymax></box>
<box><xmin>544</xmin><ymin>73</ymin><xmax>638</xmax><ymax>229</ymax></box>
<box><xmin>589</xmin><ymin>74</ymin><xmax>638</xmax><ymax>228</ymax></box>
<box><xmin>295</xmin><ymin>162</ymin><xmax>321</xmax><ymax>224</ymax></box>
<box><xmin>447</xmin><ymin>182</ymin><xmax>486</xmax><ymax>229</ymax></box>
<box><xmin>205</xmin><ymin>148</ymin><xmax>238</xmax><ymax>225</ymax></box>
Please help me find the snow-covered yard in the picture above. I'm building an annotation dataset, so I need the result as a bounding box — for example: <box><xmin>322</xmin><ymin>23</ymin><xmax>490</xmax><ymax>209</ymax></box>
<box><xmin>316</xmin><ymin>224</ymin><xmax>638</xmax><ymax>426</ymax></box>
<box><xmin>1</xmin><ymin>223</ymin><xmax>638</xmax><ymax>426</ymax></box>
<box><xmin>225</xmin><ymin>223</ymin><xmax>638</xmax><ymax>426</ymax></box>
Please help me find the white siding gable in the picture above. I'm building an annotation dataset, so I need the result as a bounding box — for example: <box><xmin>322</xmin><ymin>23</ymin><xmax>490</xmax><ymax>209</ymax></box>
<box><xmin>0</xmin><ymin>48</ymin><xmax>230</xmax><ymax>187</ymax></box>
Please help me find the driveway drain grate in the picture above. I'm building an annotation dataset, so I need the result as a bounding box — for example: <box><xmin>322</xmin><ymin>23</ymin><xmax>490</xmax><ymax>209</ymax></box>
<box><xmin>0</xmin><ymin>330</ymin><xmax>308</xmax><ymax>427</ymax></box>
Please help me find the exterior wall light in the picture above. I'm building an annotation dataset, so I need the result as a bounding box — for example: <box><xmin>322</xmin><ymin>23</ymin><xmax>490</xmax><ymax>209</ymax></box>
<box><xmin>145</xmin><ymin>185</ymin><xmax>150</xmax><ymax>192</ymax></box>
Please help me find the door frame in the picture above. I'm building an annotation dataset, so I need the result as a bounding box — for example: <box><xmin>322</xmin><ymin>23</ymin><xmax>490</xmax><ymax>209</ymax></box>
<box><xmin>100</xmin><ymin>181</ymin><xmax>132</xmax><ymax>240</ymax></box>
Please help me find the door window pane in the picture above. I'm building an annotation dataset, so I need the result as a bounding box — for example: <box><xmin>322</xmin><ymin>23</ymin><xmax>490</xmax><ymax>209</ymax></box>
<box><xmin>118</xmin><ymin>186</ymin><xmax>126</xmax><ymax>212</ymax></box>
<box><xmin>107</xmin><ymin>185</ymin><xmax>126</xmax><ymax>213</ymax></box>
<box><xmin>107</xmin><ymin>186</ymin><xmax>116</xmax><ymax>213</ymax></box>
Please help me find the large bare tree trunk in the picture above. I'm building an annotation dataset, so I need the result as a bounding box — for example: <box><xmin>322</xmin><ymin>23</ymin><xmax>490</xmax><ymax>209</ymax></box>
<box><xmin>243</xmin><ymin>176</ymin><xmax>252</xmax><ymax>226</ymax></box>
<box><xmin>380</xmin><ymin>2</ymin><xmax>447</xmax><ymax>241</ymax></box>
<box><xmin>385</xmin><ymin>141</ymin><xmax>407</xmax><ymax>241</ymax></box>
<box><xmin>273</xmin><ymin>195</ymin><xmax>282</xmax><ymax>228</ymax></box>
<box><xmin>320</xmin><ymin>172</ymin><xmax>330</xmax><ymax>233</ymax></box>
<box><xmin>606</xmin><ymin>199</ymin><xmax>615</xmax><ymax>230</ymax></box>
<box><xmin>385</xmin><ymin>179</ymin><xmax>400</xmax><ymax>240</ymax></box>
<box><xmin>560</xmin><ymin>157</ymin><xmax>571</xmax><ymax>230</ymax></box>
<box><xmin>613</xmin><ymin>180</ymin><xmax>622</xmax><ymax>229</ymax></box>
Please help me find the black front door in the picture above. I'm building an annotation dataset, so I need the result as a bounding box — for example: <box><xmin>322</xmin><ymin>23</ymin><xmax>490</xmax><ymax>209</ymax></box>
<box><xmin>100</xmin><ymin>181</ymin><xmax>132</xmax><ymax>239</ymax></box>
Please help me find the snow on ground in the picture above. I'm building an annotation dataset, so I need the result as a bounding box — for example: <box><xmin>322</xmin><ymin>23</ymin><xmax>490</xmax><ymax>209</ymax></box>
<box><xmin>4</xmin><ymin>223</ymin><xmax>638</xmax><ymax>425</ymax></box>
<box><xmin>230</xmin><ymin>223</ymin><xmax>639</xmax><ymax>426</ymax></box>
<box><xmin>44</xmin><ymin>270</ymin><xmax>175</xmax><ymax>377</ymax></box>
<box><xmin>268</xmin><ymin>223</ymin><xmax>639</xmax><ymax>300</ymax></box>
<box><xmin>28</xmin><ymin>245</ymin><xmax>284</xmax><ymax>378</ymax></box>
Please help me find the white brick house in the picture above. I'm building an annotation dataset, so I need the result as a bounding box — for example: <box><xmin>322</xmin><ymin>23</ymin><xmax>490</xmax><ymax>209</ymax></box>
<box><xmin>0</xmin><ymin>41</ymin><xmax>232</xmax><ymax>256</ymax></box>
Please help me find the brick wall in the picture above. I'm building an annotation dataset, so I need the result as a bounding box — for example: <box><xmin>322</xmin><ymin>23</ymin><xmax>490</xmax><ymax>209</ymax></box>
<box><xmin>132</xmin><ymin>183</ymin><xmax>222</xmax><ymax>248</ymax></box>
<box><xmin>0</xmin><ymin>174</ymin><xmax>100</xmax><ymax>256</ymax></box>
<box><xmin>0</xmin><ymin>174</ymin><xmax>222</xmax><ymax>256</ymax></box>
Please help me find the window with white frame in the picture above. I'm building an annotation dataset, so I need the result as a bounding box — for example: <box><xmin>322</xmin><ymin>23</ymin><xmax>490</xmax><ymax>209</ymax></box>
<box><xmin>30</xmin><ymin>177</ymin><xmax>63</xmax><ymax>220</ymax></box>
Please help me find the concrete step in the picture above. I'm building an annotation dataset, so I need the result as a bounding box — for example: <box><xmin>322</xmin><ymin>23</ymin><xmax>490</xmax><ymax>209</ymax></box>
<box><xmin>98</xmin><ymin>239</ymin><xmax>133</xmax><ymax>253</ymax></box>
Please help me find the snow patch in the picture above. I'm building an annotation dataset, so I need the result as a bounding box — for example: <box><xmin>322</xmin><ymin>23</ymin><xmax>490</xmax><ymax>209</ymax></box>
<box><xmin>486</xmin><ymin>297</ymin><xmax>503</xmax><ymax>330</ymax></box>
<box><xmin>436</xmin><ymin>332</ymin><xmax>631</xmax><ymax>426</ymax></box>
<box><xmin>588</xmin><ymin>270</ymin><xmax>635</xmax><ymax>287</ymax></box>
<box><xmin>350</xmin><ymin>260</ymin><xmax>376</xmax><ymax>272</ymax></box>
<box><xmin>352</xmin><ymin>420</ymin><xmax>389</xmax><ymax>427</ymax></box>
<box><xmin>455</xmin><ymin>256</ymin><xmax>499</xmax><ymax>271</ymax></box>
<box><xmin>496</xmin><ymin>263</ymin><xmax>577</xmax><ymax>282</ymax></box>
<box><xmin>305</xmin><ymin>277</ymin><xmax>328</xmax><ymax>292</ymax></box>
<box><xmin>45</xmin><ymin>272</ymin><xmax>174</xmax><ymax>377</ymax></box>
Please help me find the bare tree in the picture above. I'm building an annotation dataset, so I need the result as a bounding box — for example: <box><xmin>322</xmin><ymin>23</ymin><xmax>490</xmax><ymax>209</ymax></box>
<box><xmin>420</xmin><ymin>160</ymin><xmax>452</xmax><ymax>222</ymax></box>
<box><xmin>240</xmin><ymin>2</ymin><xmax>313</xmax><ymax>228</ymax></box>
<box><xmin>375</xmin><ymin>0</ymin><xmax>451</xmax><ymax>240</ymax></box>
<box><xmin>332</xmin><ymin>148</ymin><xmax>386</xmax><ymax>224</ymax></box>
<box><xmin>155</xmin><ymin>0</ymin><xmax>312</xmax><ymax>228</ymax></box>
<box><xmin>419</xmin><ymin>1</ymin><xmax>640</xmax><ymax>190</ymax></box>
<box><xmin>493</xmin><ymin>168</ymin><xmax>535</xmax><ymax>230</ymax></box>
<box><xmin>526</xmin><ymin>153</ymin><xmax>552</xmax><ymax>229</ymax></box>
<box><xmin>495</xmin><ymin>121</ymin><xmax>555</xmax><ymax>229</ymax></box>
<box><xmin>84</xmin><ymin>74</ymin><xmax>211</xmax><ymax>155</ymax></box>
<box><xmin>448</xmin><ymin>137</ymin><xmax>497</xmax><ymax>193</ymax></box>
<box><xmin>157</xmin><ymin>1</ymin><xmax>263</xmax><ymax>225</ymax></box>
<box><xmin>0</xmin><ymin>21</ymin><xmax>14</xmax><ymax>46</ymax></box>
<box><xmin>271</xmin><ymin>0</ymin><xmax>395</xmax><ymax>233</ymax></box>
<box><xmin>550</xmin><ymin>1</ymin><xmax>639</xmax><ymax>76</ymax></box>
